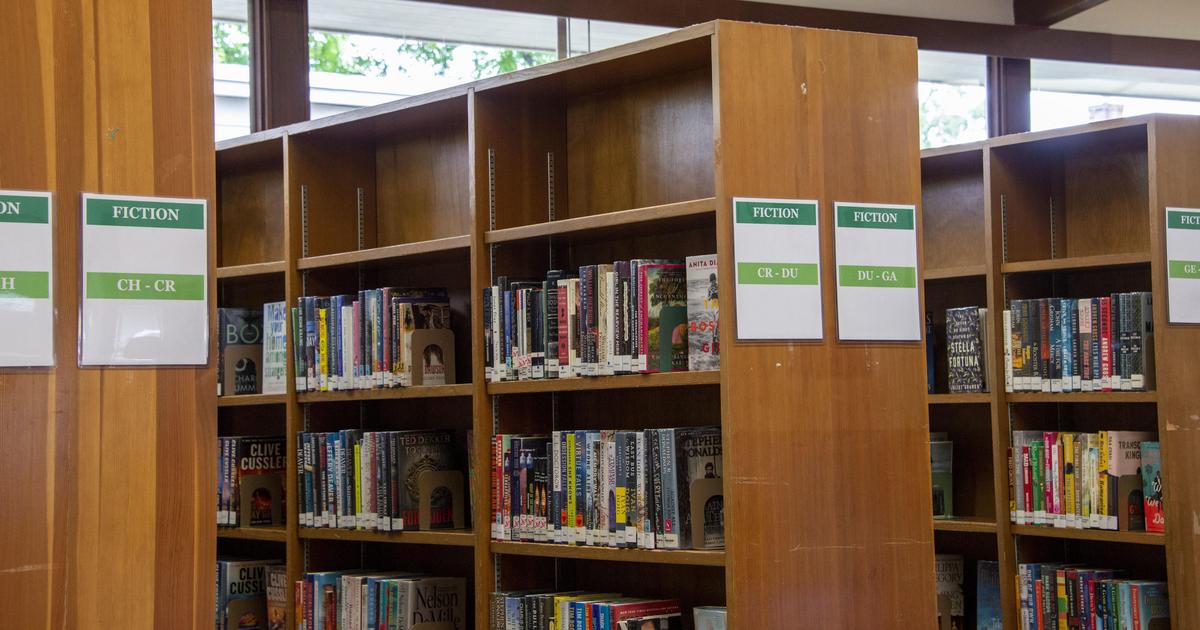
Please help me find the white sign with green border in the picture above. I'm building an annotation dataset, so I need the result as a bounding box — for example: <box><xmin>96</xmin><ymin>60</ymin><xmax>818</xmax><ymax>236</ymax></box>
<box><xmin>1165</xmin><ymin>206</ymin><xmax>1200</xmax><ymax>324</ymax></box>
<box><xmin>0</xmin><ymin>190</ymin><xmax>55</xmax><ymax>367</ymax></box>
<box><xmin>732</xmin><ymin>197</ymin><xmax>823</xmax><ymax>340</ymax></box>
<box><xmin>80</xmin><ymin>193</ymin><xmax>208</xmax><ymax>365</ymax></box>
<box><xmin>834</xmin><ymin>202</ymin><xmax>920</xmax><ymax>341</ymax></box>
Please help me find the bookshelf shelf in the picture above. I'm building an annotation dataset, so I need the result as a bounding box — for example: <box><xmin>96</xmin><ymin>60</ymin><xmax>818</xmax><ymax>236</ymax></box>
<box><xmin>933</xmin><ymin>517</ymin><xmax>997</xmax><ymax>534</ymax></box>
<box><xmin>924</xmin><ymin>265</ymin><xmax>989</xmax><ymax>281</ymax></box>
<box><xmin>1006</xmin><ymin>391</ymin><xmax>1157</xmax><ymax>404</ymax></box>
<box><xmin>489</xmin><ymin>541</ymin><xmax>726</xmax><ymax>567</ymax></box>
<box><xmin>928</xmin><ymin>393</ymin><xmax>991</xmax><ymax>405</ymax></box>
<box><xmin>217</xmin><ymin>393</ymin><xmax>288</xmax><ymax>408</ymax></box>
<box><xmin>1009</xmin><ymin>525</ymin><xmax>1166</xmax><ymax>546</ymax></box>
<box><xmin>217</xmin><ymin>527</ymin><xmax>287</xmax><ymax>542</ymax></box>
<box><xmin>1001</xmin><ymin>252</ymin><xmax>1151</xmax><ymax>275</ymax></box>
<box><xmin>298</xmin><ymin>527</ymin><xmax>476</xmax><ymax>547</ymax></box>
<box><xmin>297</xmin><ymin>384</ymin><xmax>472</xmax><ymax>404</ymax></box>
<box><xmin>216</xmin><ymin>260</ymin><xmax>286</xmax><ymax>279</ymax></box>
<box><xmin>483</xmin><ymin>198</ymin><xmax>716</xmax><ymax>245</ymax></box>
<box><xmin>486</xmin><ymin>371</ymin><xmax>720</xmax><ymax>395</ymax></box>
<box><xmin>296</xmin><ymin>235</ymin><xmax>471</xmax><ymax>271</ymax></box>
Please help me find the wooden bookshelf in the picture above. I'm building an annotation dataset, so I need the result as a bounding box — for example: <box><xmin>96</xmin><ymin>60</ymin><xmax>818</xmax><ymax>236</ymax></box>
<box><xmin>213</xmin><ymin>20</ymin><xmax>943</xmax><ymax>629</ymax></box>
<box><xmin>921</xmin><ymin>115</ymin><xmax>1200</xmax><ymax>629</ymax></box>
<box><xmin>933</xmin><ymin>517</ymin><xmax>998</xmax><ymax>534</ymax></box>
<box><xmin>928</xmin><ymin>393</ymin><xmax>991</xmax><ymax>405</ymax></box>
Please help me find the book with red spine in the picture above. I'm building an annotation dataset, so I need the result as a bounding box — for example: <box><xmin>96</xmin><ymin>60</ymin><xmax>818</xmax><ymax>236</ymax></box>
<box><xmin>1099</xmin><ymin>297</ymin><xmax>1112</xmax><ymax>391</ymax></box>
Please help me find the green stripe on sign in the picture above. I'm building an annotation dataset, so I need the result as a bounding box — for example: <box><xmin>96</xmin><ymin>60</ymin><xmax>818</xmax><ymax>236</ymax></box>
<box><xmin>0</xmin><ymin>271</ymin><xmax>50</xmax><ymax>299</ymax></box>
<box><xmin>0</xmin><ymin>194</ymin><xmax>50</xmax><ymax>224</ymax></box>
<box><xmin>86</xmin><ymin>272</ymin><xmax>205</xmax><ymax>300</ymax></box>
<box><xmin>838</xmin><ymin>265</ymin><xmax>917</xmax><ymax>288</ymax></box>
<box><xmin>1167</xmin><ymin>210</ymin><xmax>1200</xmax><ymax>230</ymax></box>
<box><xmin>737</xmin><ymin>262</ymin><xmax>819</xmax><ymax>285</ymax></box>
<box><xmin>1168</xmin><ymin>260</ymin><xmax>1200</xmax><ymax>279</ymax></box>
<box><xmin>86</xmin><ymin>197</ymin><xmax>204</xmax><ymax>229</ymax></box>
<box><xmin>734</xmin><ymin>200</ymin><xmax>817</xmax><ymax>225</ymax></box>
<box><xmin>836</xmin><ymin>205</ymin><xmax>914</xmax><ymax>230</ymax></box>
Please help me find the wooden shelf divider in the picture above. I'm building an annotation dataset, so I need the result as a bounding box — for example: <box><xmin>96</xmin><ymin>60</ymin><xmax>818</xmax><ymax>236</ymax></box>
<box><xmin>490</xmin><ymin>541</ymin><xmax>726</xmax><ymax>567</ymax></box>
<box><xmin>1006</xmin><ymin>391</ymin><xmax>1157</xmax><ymax>404</ymax></box>
<box><xmin>927</xmin><ymin>393</ymin><xmax>992</xmax><ymax>405</ymax></box>
<box><xmin>217</xmin><ymin>527</ymin><xmax>288</xmax><ymax>542</ymax></box>
<box><xmin>296</xmin><ymin>235</ymin><xmax>471</xmax><ymax>271</ymax></box>
<box><xmin>217</xmin><ymin>393</ymin><xmax>288</xmax><ymax>408</ymax></box>
<box><xmin>296</xmin><ymin>383</ymin><xmax>472</xmax><ymax>404</ymax></box>
<box><xmin>486</xmin><ymin>370</ymin><xmax>719</xmax><ymax>395</ymax></box>
<box><xmin>1000</xmin><ymin>252</ymin><xmax>1152</xmax><ymax>274</ymax></box>
<box><xmin>216</xmin><ymin>260</ymin><xmax>287</xmax><ymax>279</ymax></box>
<box><xmin>484</xmin><ymin>198</ymin><xmax>716</xmax><ymax>244</ymax></box>
<box><xmin>298</xmin><ymin>528</ymin><xmax>476</xmax><ymax>547</ymax></box>
<box><xmin>924</xmin><ymin>264</ymin><xmax>989</xmax><ymax>280</ymax></box>
<box><xmin>933</xmin><ymin>517</ymin><xmax>998</xmax><ymax>534</ymax></box>
<box><xmin>1010</xmin><ymin>525</ymin><xmax>1166</xmax><ymax>546</ymax></box>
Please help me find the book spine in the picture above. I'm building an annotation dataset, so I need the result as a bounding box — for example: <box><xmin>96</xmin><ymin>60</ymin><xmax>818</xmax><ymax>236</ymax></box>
<box><xmin>1109</xmin><ymin>293</ymin><xmax>1121</xmax><ymax>391</ymax></box>
<box><xmin>649</xmin><ymin>429</ymin><xmax>662</xmax><ymax>549</ymax></box>
<box><xmin>658</xmin><ymin>428</ymin><xmax>680</xmax><ymax>549</ymax></box>
<box><xmin>1099</xmin><ymin>298</ymin><xmax>1112</xmax><ymax>391</ymax></box>
<box><xmin>1004</xmin><ymin>309</ymin><xmax>1014</xmax><ymax>393</ymax></box>
<box><xmin>546</xmin><ymin>279</ymin><xmax>559</xmax><ymax>379</ymax></box>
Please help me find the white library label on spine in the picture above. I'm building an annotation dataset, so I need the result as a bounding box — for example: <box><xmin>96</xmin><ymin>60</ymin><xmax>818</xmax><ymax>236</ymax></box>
<box><xmin>80</xmin><ymin>193</ymin><xmax>209</xmax><ymax>365</ymax></box>
<box><xmin>731</xmin><ymin>197</ymin><xmax>823</xmax><ymax>340</ymax></box>
<box><xmin>1165</xmin><ymin>207</ymin><xmax>1200</xmax><ymax>324</ymax></box>
<box><xmin>0</xmin><ymin>190</ymin><xmax>55</xmax><ymax>367</ymax></box>
<box><xmin>833</xmin><ymin>202</ymin><xmax>921</xmax><ymax>341</ymax></box>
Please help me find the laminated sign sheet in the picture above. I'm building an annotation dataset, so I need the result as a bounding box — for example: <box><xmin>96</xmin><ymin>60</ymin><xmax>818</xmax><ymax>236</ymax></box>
<box><xmin>834</xmin><ymin>202</ymin><xmax>921</xmax><ymax>341</ymax></box>
<box><xmin>731</xmin><ymin>197</ymin><xmax>823</xmax><ymax>340</ymax></box>
<box><xmin>0</xmin><ymin>190</ymin><xmax>54</xmax><ymax>367</ymax></box>
<box><xmin>1165</xmin><ymin>207</ymin><xmax>1200</xmax><ymax>324</ymax></box>
<box><xmin>80</xmin><ymin>193</ymin><xmax>209</xmax><ymax>365</ymax></box>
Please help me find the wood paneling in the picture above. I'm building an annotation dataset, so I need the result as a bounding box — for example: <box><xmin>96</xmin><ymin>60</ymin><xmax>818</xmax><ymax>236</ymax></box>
<box><xmin>249</xmin><ymin>0</ymin><xmax>310</xmax><ymax>129</ymax></box>
<box><xmin>713</xmin><ymin>22</ymin><xmax>935</xmax><ymax>628</ymax></box>
<box><xmin>0</xmin><ymin>1</ymin><xmax>216</xmax><ymax>629</ymax></box>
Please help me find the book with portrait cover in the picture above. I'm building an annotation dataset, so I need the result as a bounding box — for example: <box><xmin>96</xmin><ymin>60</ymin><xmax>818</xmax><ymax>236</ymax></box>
<box><xmin>218</xmin><ymin>307</ymin><xmax>263</xmax><ymax>396</ymax></box>
<box><xmin>639</xmin><ymin>262</ymin><xmax>687</xmax><ymax>373</ymax></box>
<box><xmin>685</xmin><ymin>254</ymin><xmax>719</xmax><ymax>372</ymax></box>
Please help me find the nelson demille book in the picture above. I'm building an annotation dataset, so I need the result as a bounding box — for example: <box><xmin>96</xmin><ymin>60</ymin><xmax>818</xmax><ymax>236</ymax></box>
<box><xmin>685</xmin><ymin>254</ymin><xmax>719</xmax><ymax>371</ymax></box>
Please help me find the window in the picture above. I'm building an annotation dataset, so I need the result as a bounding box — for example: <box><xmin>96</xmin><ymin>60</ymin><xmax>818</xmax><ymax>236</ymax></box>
<box><xmin>1031</xmin><ymin>59</ymin><xmax>1200</xmax><ymax>131</ymax></box>
<box><xmin>918</xmin><ymin>51</ymin><xmax>988</xmax><ymax>149</ymax></box>
<box><xmin>566</xmin><ymin>19</ymin><xmax>671</xmax><ymax>55</ymax></box>
<box><xmin>212</xmin><ymin>19</ymin><xmax>252</xmax><ymax>141</ymax></box>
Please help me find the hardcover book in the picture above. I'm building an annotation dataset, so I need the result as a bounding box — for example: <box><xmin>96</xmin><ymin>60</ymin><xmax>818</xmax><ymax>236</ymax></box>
<box><xmin>693</xmin><ymin>606</ymin><xmax>727</xmax><ymax>630</ymax></box>
<box><xmin>640</xmin><ymin>263</ymin><xmax>687</xmax><ymax>373</ymax></box>
<box><xmin>1141</xmin><ymin>440</ymin><xmax>1164</xmax><ymax>533</ymax></box>
<box><xmin>265</xmin><ymin>565</ymin><xmax>287</xmax><ymax>630</ymax></box>
<box><xmin>685</xmin><ymin>254</ymin><xmax>719</xmax><ymax>372</ymax></box>
<box><xmin>217</xmin><ymin>558</ymin><xmax>282</xmax><ymax>630</ymax></box>
<box><xmin>931</xmin><ymin>436</ymin><xmax>954</xmax><ymax>519</ymax></box>
<box><xmin>976</xmin><ymin>561</ymin><xmax>1002</xmax><ymax>630</ymax></box>
<box><xmin>934</xmin><ymin>554</ymin><xmax>965</xmax><ymax>630</ymax></box>
<box><xmin>218</xmin><ymin>308</ymin><xmax>263</xmax><ymax>396</ymax></box>
<box><xmin>262</xmin><ymin>302</ymin><xmax>287</xmax><ymax>395</ymax></box>
<box><xmin>1106</xmin><ymin>431</ymin><xmax>1154</xmax><ymax>531</ymax></box>
<box><xmin>945</xmin><ymin>306</ymin><xmax>985</xmax><ymax>393</ymax></box>
<box><xmin>235</xmin><ymin>436</ymin><xmax>287</xmax><ymax>527</ymax></box>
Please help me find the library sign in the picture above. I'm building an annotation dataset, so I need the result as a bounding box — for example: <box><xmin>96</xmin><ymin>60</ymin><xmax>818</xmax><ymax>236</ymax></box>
<box><xmin>1165</xmin><ymin>207</ymin><xmax>1200</xmax><ymax>324</ymax></box>
<box><xmin>834</xmin><ymin>202</ymin><xmax>921</xmax><ymax>341</ymax></box>
<box><xmin>731</xmin><ymin>197</ymin><xmax>823</xmax><ymax>340</ymax></box>
<box><xmin>0</xmin><ymin>190</ymin><xmax>54</xmax><ymax>367</ymax></box>
<box><xmin>80</xmin><ymin>193</ymin><xmax>208</xmax><ymax>365</ymax></box>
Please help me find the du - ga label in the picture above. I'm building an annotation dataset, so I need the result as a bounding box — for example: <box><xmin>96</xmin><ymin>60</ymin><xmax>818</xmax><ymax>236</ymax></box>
<box><xmin>731</xmin><ymin>197</ymin><xmax>823</xmax><ymax>340</ymax></box>
<box><xmin>0</xmin><ymin>190</ymin><xmax>55</xmax><ymax>367</ymax></box>
<box><xmin>834</xmin><ymin>202</ymin><xmax>920</xmax><ymax>341</ymax></box>
<box><xmin>80</xmin><ymin>193</ymin><xmax>209</xmax><ymax>365</ymax></box>
<box><xmin>1165</xmin><ymin>207</ymin><xmax>1200</xmax><ymax>324</ymax></box>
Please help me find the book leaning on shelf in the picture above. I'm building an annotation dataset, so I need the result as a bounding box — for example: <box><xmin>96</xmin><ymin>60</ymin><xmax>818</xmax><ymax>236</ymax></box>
<box><xmin>218</xmin><ymin>307</ymin><xmax>262</xmax><ymax>396</ymax></box>
<box><xmin>491</xmin><ymin>426</ymin><xmax>723</xmax><ymax>551</ymax></box>
<box><xmin>296</xmin><ymin>572</ymin><xmax>466</xmax><ymax>630</ymax></box>
<box><xmin>945</xmin><ymin>306</ymin><xmax>991</xmax><ymax>393</ymax></box>
<box><xmin>489</xmin><ymin>590</ymin><xmax>684</xmax><ymax>630</ymax></box>
<box><xmin>1002</xmin><ymin>293</ymin><xmax>1153</xmax><ymax>393</ymax></box>
<box><xmin>483</xmin><ymin>255</ymin><xmax>719</xmax><ymax>383</ymax></box>
<box><xmin>296</xmin><ymin>429</ymin><xmax>469</xmax><ymax>532</ymax></box>
<box><xmin>218</xmin><ymin>435</ymin><xmax>286</xmax><ymax>528</ymax></box>
<box><xmin>1009</xmin><ymin>430</ymin><xmax>1161</xmax><ymax>532</ymax></box>
<box><xmin>1016</xmin><ymin>563</ymin><xmax>1167</xmax><ymax>630</ymax></box>
<box><xmin>291</xmin><ymin>287</ymin><xmax>456</xmax><ymax>393</ymax></box>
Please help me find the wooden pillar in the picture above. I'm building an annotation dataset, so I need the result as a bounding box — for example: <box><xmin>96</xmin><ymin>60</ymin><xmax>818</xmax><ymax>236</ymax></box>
<box><xmin>250</xmin><ymin>0</ymin><xmax>311</xmax><ymax>130</ymax></box>
<box><xmin>987</xmin><ymin>57</ymin><xmax>1032</xmax><ymax>137</ymax></box>
<box><xmin>0</xmin><ymin>1</ymin><xmax>216</xmax><ymax>628</ymax></box>
<box><xmin>713</xmin><ymin>22</ymin><xmax>936</xmax><ymax>627</ymax></box>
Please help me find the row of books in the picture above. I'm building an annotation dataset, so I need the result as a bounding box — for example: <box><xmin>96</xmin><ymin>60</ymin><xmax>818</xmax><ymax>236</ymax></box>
<box><xmin>217</xmin><ymin>304</ymin><xmax>288</xmax><ymax>396</ymax></box>
<box><xmin>1009</xmin><ymin>431</ymin><xmax>1163</xmax><ymax>533</ymax></box>
<box><xmin>1018</xmin><ymin>563</ymin><xmax>1168</xmax><ymax>630</ymax></box>
<box><xmin>297</xmin><ymin>429</ymin><xmax>468</xmax><ymax>532</ymax></box>
<box><xmin>935</xmin><ymin>555</ymin><xmax>1001</xmax><ymax>630</ymax></box>
<box><xmin>218</xmin><ymin>436</ymin><xmax>286</xmax><ymax>528</ymax></box>
<box><xmin>1003</xmin><ymin>294</ymin><xmax>1153</xmax><ymax>393</ymax></box>
<box><xmin>482</xmin><ymin>255</ymin><xmax>719</xmax><ymax>382</ymax></box>
<box><xmin>298</xmin><ymin>572</ymin><xmax>466</xmax><ymax>630</ymax></box>
<box><xmin>292</xmin><ymin>288</ymin><xmax>457</xmax><ymax>393</ymax></box>
<box><xmin>491</xmin><ymin>427</ymin><xmax>723</xmax><ymax>550</ymax></box>
<box><xmin>215</xmin><ymin>559</ymin><xmax>286</xmax><ymax>630</ymax></box>
<box><xmin>489</xmin><ymin>591</ymin><xmax>725</xmax><ymax>630</ymax></box>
